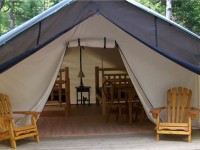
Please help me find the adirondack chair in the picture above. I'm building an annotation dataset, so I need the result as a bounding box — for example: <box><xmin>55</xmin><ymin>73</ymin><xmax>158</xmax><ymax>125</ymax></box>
<box><xmin>0</xmin><ymin>93</ymin><xmax>40</xmax><ymax>149</ymax></box>
<box><xmin>150</xmin><ymin>87</ymin><xmax>199</xmax><ymax>142</ymax></box>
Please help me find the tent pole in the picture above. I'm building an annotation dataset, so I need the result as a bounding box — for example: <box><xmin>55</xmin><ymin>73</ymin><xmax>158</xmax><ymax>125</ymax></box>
<box><xmin>78</xmin><ymin>38</ymin><xmax>84</xmax><ymax>87</ymax></box>
<box><xmin>80</xmin><ymin>46</ymin><xmax>83</xmax><ymax>86</ymax></box>
<box><xmin>198</xmin><ymin>75</ymin><xmax>200</xmax><ymax>124</ymax></box>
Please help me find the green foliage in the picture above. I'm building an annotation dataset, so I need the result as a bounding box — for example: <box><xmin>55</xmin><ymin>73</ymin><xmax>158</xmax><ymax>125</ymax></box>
<box><xmin>0</xmin><ymin>0</ymin><xmax>60</xmax><ymax>35</ymax></box>
<box><xmin>137</xmin><ymin>0</ymin><xmax>166</xmax><ymax>15</ymax></box>
<box><xmin>137</xmin><ymin>0</ymin><xmax>200</xmax><ymax>35</ymax></box>
<box><xmin>173</xmin><ymin>0</ymin><xmax>200</xmax><ymax>35</ymax></box>
<box><xmin>14</xmin><ymin>0</ymin><xmax>44</xmax><ymax>27</ymax></box>
<box><xmin>0</xmin><ymin>10</ymin><xmax>9</xmax><ymax>34</ymax></box>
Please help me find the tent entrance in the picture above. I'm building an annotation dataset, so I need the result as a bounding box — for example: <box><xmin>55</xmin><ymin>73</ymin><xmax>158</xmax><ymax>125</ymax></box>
<box><xmin>38</xmin><ymin>39</ymin><xmax>153</xmax><ymax>137</ymax></box>
<box><xmin>41</xmin><ymin>38</ymin><xmax>148</xmax><ymax>116</ymax></box>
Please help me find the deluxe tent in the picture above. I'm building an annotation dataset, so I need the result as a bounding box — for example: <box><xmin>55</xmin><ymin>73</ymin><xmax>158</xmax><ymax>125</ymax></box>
<box><xmin>0</xmin><ymin>0</ymin><xmax>200</xmax><ymax>126</ymax></box>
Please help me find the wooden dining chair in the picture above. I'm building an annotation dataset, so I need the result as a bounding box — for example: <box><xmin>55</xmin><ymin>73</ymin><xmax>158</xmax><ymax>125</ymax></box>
<box><xmin>150</xmin><ymin>87</ymin><xmax>199</xmax><ymax>142</ymax></box>
<box><xmin>122</xmin><ymin>80</ymin><xmax>145</xmax><ymax>122</ymax></box>
<box><xmin>0</xmin><ymin>93</ymin><xmax>40</xmax><ymax>149</ymax></box>
<box><xmin>102</xmin><ymin>80</ymin><xmax>127</xmax><ymax>123</ymax></box>
<box><xmin>129</xmin><ymin>88</ymin><xmax>145</xmax><ymax>122</ymax></box>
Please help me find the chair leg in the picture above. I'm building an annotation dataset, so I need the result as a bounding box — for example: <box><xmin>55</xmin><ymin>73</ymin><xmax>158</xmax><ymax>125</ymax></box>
<box><xmin>10</xmin><ymin>139</ymin><xmax>16</xmax><ymax>149</ymax></box>
<box><xmin>106</xmin><ymin>104</ymin><xmax>112</xmax><ymax>122</ymax></box>
<box><xmin>156</xmin><ymin>133</ymin><xmax>159</xmax><ymax>141</ymax></box>
<box><xmin>188</xmin><ymin>117</ymin><xmax>192</xmax><ymax>143</ymax></box>
<box><xmin>188</xmin><ymin>134</ymin><xmax>191</xmax><ymax>143</ymax></box>
<box><xmin>135</xmin><ymin>109</ymin><xmax>139</xmax><ymax>122</ymax></box>
<box><xmin>50</xmin><ymin>91</ymin><xmax>54</xmax><ymax>102</ymax></box>
<box><xmin>105</xmin><ymin>113</ymin><xmax>110</xmax><ymax>122</ymax></box>
<box><xmin>9</xmin><ymin>124</ymin><xmax>16</xmax><ymax>149</ymax></box>
<box><xmin>34</xmin><ymin>135</ymin><xmax>40</xmax><ymax>143</ymax></box>
<box><xmin>118</xmin><ymin>107</ymin><xmax>122</xmax><ymax>123</ymax></box>
<box><xmin>105</xmin><ymin>110</ymin><xmax>110</xmax><ymax>123</ymax></box>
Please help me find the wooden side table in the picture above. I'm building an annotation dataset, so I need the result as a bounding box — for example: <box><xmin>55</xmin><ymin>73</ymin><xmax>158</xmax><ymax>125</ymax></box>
<box><xmin>75</xmin><ymin>86</ymin><xmax>91</xmax><ymax>107</ymax></box>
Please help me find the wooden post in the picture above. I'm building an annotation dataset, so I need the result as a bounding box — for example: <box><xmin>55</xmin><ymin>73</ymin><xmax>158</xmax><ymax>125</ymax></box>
<box><xmin>58</xmin><ymin>70</ymin><xmax>62</xmax><ymax>107</ymax></box>
<box><xmin>198</xmin><ymin>75</ymin><xmax>200</xmax><ymax>124</ymax></box>
<box><xmin>102</xmin><ymin>76</ymin><xmax>106</xmax><ymax>116</ymax></box>
<box><xmin>65</xmin><ymin>67</ymin><xmax>70</xmax><ymax>116</ymax></box>
<box><xmin>95</xmin><ymin>66</ymin><xmax>99</xmax><ymax>104</ymax></box>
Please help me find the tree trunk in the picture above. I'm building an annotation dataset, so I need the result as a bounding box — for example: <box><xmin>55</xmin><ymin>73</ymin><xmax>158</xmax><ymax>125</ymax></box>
<box><xmin>9</xmin><ymin>0</ymin><xmax>15</xmax><ymax>30</ymax></box>
<box><xmin>0</xmin><ymin>0</ymin><xmax>5</xmax><ymax>11</ymax></box>
<box><xmin>166</xmin><ymin>0</ymin><xmax>172</xmax><ymax>19</ymax></box>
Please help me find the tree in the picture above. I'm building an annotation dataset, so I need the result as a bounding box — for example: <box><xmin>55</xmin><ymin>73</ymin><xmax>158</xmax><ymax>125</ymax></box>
<box><xmin>0</xmin><ymin>0</ymin><xmax>60</xmax><ymax>35</ymax></box>
<box><xmin>0</xmin><ymin>0</ymin><xmax>5</xmax><ymax>10</ymax></box>
<box><xmin>166</xmin><ymin>0</ymin><xmax>172</xmax><ymax>19</ymax></box>
<box><xmin>9</xmin><ymin>0</ymin><xmax>15</xmax><ymax>30</ymax></box>
<box><xmin>136</xmin><ymin>0</ymin><xmax>200</xmax><ymax>35</ymax></box>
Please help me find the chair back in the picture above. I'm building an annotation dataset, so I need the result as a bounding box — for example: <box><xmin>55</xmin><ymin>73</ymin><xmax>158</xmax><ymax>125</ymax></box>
<box><xmin>0</xmin><ymin>93</ymin><xmax>13</xmax><ymax>134</ymax></box>
<box><xmin>167</xmin><ymin>87</ymin><xmax>192</xmax><ymax>123</ymax></box>
<box><xmin>0</xmin><ymin>93</ymin><xmax>13</xmax><ymax>118</ymax></box>
<box><xmin>103</xmin><ymin>80</ymin><xmax>118</xmax><ymax>104</ymax></box>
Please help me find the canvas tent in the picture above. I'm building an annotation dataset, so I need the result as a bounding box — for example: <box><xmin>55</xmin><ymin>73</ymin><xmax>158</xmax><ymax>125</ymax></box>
<box><xmin>0</xmin><ymin>0</ymin><xmax>199</xmax><ymax>126</ymax></box>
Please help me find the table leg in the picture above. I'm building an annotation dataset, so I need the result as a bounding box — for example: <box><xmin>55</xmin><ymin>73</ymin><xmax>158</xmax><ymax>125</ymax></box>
<box><xmin>102</xmin><ymin>92</ymin><xmax>106</xmax><ymax>116</ymax></box>
<box><xmin>58</xmin><ymin>85</ymin><xmax>62</xmax><ymax>107</ymax></box>
<box><xmin>88</xmin><ymin>90</ymin><xmax>90</xmax><ymax>106</ymax></box>
<box><xmin>81</xmin><ymin>91</ymin><xmax>83</xmax><ymax>104</ymax></box>
<box><xmin>76</xmin><ymin>90</ymin><xmax>78</xmax><ymax>107</ymax></box>
<box><xmin>129</xmin><ymin>91</ymin><xmax>133</xmax><ymax>124</ymax></box>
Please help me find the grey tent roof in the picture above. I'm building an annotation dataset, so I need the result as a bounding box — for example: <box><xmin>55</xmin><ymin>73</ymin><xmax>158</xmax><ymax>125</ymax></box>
<box><xmin>0</xmin><ymin>0</ymin><xmax>199</xmax><ymax>74</ymax></box>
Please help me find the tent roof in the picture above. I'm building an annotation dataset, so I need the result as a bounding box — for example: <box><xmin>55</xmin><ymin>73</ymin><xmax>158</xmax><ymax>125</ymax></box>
<box><xmin>0</xmin><ymin>0</ymin><xmax>199</xmax><ymax>74</ymax></box>
<box><xmin>0</xmin><ymin>0</ymin><xmax>199</xmax><ymax>45</ymax></box>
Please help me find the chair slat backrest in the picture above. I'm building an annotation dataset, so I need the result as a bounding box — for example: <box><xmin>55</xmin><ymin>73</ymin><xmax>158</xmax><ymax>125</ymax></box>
<box><xmin>167</xmin><ymin>87</ymin><xmax>192</xmax><ymax>123</ymax></box>
<box><xmin>0</xmin><ymin>93</ymin><xmax>13</xmax><ymax>133</ymax></box>
<box><xmin>103</xmin><ymin>80</ymin><xmax>118</xmax><ymax>104</ymax></box>
<box><xmin>0</xmin><ymin>116</ymin><xmax>9</xmax><ymax>133</ymax></box>
<box><xmin>0</xmin><ymin>93</ymin><xmax>13</xmax><ymax>117</ymax></box>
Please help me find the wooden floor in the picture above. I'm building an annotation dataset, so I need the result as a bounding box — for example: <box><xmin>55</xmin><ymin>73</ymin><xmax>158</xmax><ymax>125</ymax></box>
<box><xmin>1</xmin><ymin>104</ymin><xmax>200</xmax><ymax>149</ymax></box>
<box><xmin>38</xmin><ymin>104</ymin><xmax>154</xmax><ymax>137</ymax></box>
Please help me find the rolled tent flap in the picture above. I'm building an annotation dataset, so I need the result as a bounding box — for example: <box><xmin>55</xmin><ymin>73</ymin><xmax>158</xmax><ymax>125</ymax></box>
<box><xmin>67</xmin><ymin>38</ymin><xmax>116</xmax><ymax>48</ymax></box>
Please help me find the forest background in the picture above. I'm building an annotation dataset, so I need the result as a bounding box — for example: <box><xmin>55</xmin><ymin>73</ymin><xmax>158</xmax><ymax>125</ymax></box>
<box><xmin>0</xmin><ymin>0</ymin><xmax>200</xmax><ymax>36</ymax></box>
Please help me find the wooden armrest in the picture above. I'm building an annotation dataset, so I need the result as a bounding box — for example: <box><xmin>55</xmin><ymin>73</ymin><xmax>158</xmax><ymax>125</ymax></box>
<box><xmin>13</xmin><ymin>111</ymin><xmax>40</xmax><ymax>117</ymax></box>
<box><xmin>189</xmin><ymin>107</ymin><xmax>200</xmax><ymax>120</ymax></box>
<box><xmin>0</xmin><ymin>116</ymin><xmax>11</xmax><ymax>122</ymax></box>
<box><xmin>150</xmin><ymin>107</ymin><xmax>166</xmax><ymax>114</ymax></box>
<box><xmin>150</xmin><ymin>107</ymin><xmax>165</xmax><ymax>119</ymax></box>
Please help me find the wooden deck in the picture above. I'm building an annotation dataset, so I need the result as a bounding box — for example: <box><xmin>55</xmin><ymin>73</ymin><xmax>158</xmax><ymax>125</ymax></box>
<box><xmin>1</xmin><ymin>104</ymin><xmax>200</xmax><ymax>149</ymax></box>
<box><xmin>1</xmin><ymin>131</ymin><xmax>200</xmax><ymax>149</ymax></box>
